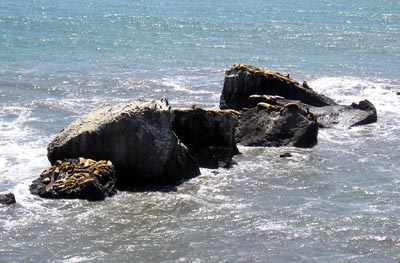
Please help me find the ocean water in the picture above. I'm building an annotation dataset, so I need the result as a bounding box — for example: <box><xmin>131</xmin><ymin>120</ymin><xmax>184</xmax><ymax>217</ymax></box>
<box><xmin>0</xmin><ymin>0</ymin><xmax>399</xmax><ymax>262</ymax></box>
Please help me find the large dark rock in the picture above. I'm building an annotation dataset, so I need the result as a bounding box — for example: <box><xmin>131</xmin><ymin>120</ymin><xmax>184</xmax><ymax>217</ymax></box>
<box><xmin>220</xmin><ymin>64</ymin><xmax>337</xmax><ymax>110</ymax></box>
<box><xmin>0</xmin><ymin>193</ymin><xmax>16</xmax><ymax>205</ymax></box>
<box><xmin>47</xmin><ymin>99</ymin><xmax>200</xmax><ymax>187</ymax></box>
<box><xmin>172</xmin><ymin>108</ymin><xmax>240</xmax><ymax>168</ymax></box>
<box><xmin>235</xmin><ymin>102</ymin><xmax>318</xmax><ymax>147</ymax></box>
<box><xmin>30</xmin><ymin>158</ymin><xmax>117</xmax><ymax>201</ymax></box>
<box><xmin>247</xmin><ymin>95</ymin><xmax>377</xmax><ymax>128</ymax></box>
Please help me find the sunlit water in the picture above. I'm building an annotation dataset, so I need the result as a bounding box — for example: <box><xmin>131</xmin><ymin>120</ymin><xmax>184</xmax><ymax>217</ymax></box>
<box><xmin>1</xmin><ymin>1</ymin><xmax>399</xmax><ymax>262</ymax></box>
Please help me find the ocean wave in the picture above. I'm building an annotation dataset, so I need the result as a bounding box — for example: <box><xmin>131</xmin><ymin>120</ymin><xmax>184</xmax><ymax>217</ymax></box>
<box><xmin>309</xmin><ymin>76</ymin><xmax>400</xmax><ymax>115</ymax></box>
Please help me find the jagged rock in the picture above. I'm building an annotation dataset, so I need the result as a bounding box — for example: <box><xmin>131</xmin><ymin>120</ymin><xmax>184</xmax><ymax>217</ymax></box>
<box><xmin>220</xmin><ymin>64</ymin><xmax>336</xmax><ymax>110</ymax></box>
<box><xmin>47</xmin><ymin>99</ymin><xmax>200</xmax><ymax>187</ymax></box>
<box><xmin>172</xmin><ymin>108</ymin><xmax>240</xmax><ymax>168</ymax></box>
<box><xmin>235</xmin><ymin>102</ymin><xmax>318</xmax><ymax>147</ymax></box>
<box><xmin>247</xmin><ymin>95</ymin><xmax>377</xmax><ymax>128</ymax></box>
<box><xmin>30</xmin><ymin>158</ymin><xmax>117</xmax><ymax>201</ymax></box>
<box><xmin>0</xmin><ymin>193</ymin><xmax>16</xmax><ymax>205</ymax></box>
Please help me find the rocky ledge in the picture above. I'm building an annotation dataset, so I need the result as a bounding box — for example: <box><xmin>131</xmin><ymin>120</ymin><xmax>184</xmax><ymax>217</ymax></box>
<box><xmin>220</xmin><ymin>64</ymin><xmax>336</xmax><ymax>110</ymax></box>
<box><xmin>247</xmin><ymin>95</ymin><xmax>377</xmax><ymax>128</ymax></box>
<box><xmin>236</xmin><ymin>102</ymin><xmax>318</xmax><ymax>147</ymax></box>
<box><xmin>30</xmin><ymin>158</ymin><xmax>116</xmax><ymax>201</ymax></box>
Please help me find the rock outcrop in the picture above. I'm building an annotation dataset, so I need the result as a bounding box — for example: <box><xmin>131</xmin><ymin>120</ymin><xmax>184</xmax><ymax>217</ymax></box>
<box><xmin>47</xmin><ymin>99</ymin><xmax>200</xmax><ymax>187</ymax></box>
<box><xmin>220</xmin><ymin>65</ymin><xmax>378</xmax><ymax>146</ymax></box>
<box><xmin>30</xmin><ymin>158</ymin><xmax>117</xmax><ymax>201</ymax></box>
<box><xmin>0</xmin><ymin>193</ymin><xmax>16</xmax><ymax>205</ymax></box>
<box><xmin>220</xmin><ymin>64</ymin><xmax>336</xmax><ymax>110</ymax></box>
<box><xmin>172</xmin><ymin>108</ymin><xmax>240</xmax><ymax>168</ymax></box>
<box><xmin>235</xmin><ymin>102</ymin><xmax>318</xmax><ymax>147</ymax></box>
<box><xmin>247</xmin><ymin>95</ymin><xmax>377</xmax><ymax>128</ymax></box>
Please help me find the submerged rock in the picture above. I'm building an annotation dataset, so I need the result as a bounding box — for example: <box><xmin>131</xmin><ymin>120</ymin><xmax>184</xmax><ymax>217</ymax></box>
<box><xmin>0</xmin><ymin>193</ymin><xmax>16</xmax><ymax>205</ymax></box>
<box><xmin>220</xmin><ymin>64</ymin><xmax>336</xmax><ymax>110</ymax></box>
<box><xmin>172</xmin><ymin>108</ymin><xmax>240</xmax><ymax>168</ymax></box>
<box><xmin>30</xmin><ymin>158</ymin><xmax>116</xmax><ymax>201</ymax></box>
<box><xmin>47</xmin><ymin>99</ymin><xmax>200</xmax><ymax>187</ymax></box>
<box><xmin>280</xmin><ymin>152</ymin><xmax>292</xmax><ymax>158</ymax></box>
<box><xmin>235</xmin><ymin>102</ymin><xmax>318</xmax><ymax>147</ymax></box>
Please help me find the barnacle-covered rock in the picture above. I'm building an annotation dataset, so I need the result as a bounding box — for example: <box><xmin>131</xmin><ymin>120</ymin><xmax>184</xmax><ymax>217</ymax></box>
<box><xmin>30</xmin><ymin>158</ymin><xmax>116</xmax><ymax>201</ymax></box>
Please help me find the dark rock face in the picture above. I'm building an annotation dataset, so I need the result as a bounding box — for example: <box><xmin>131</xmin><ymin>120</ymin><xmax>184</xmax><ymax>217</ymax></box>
<box><xmin>0</xmin><ymin>193</ymin><xmax>16</xmax><ymax>205</ymax></box>
<box><xmin>220</xmin><ymin>64</ymin><xmax>378</xmax><ymax>131</ymax></box>
<box><xmin>172</xmin><ymin>108</ymin><xmax>240</xmax><ymax>168</ymax></box>
<box><xmin>313</xmin><ymin>100</ymin><xmax>377</xmax><ymax>128</ymax></box>
<box><xmin>248</xmin><ymin>95</ymin><xmax>377</xmax><ymax>129</ymax></box>
<box><xmin>236</xmin><ymin>103</ymin><xmax>318</xmax><ymax>147</ymax></box>
<box><xmin>47</xmin><ymin>99</ymin><xmax>200</xmax><ymax>187</ymax></box>
<box><xmin>30</xmin><ymin>158</ymin><xmax>117</xmax><ymax>201</ymax></box>
<box><xmin>220</xmin><ymin>64</ymin><xmax>336</xmax><ymax>110</ymax></box>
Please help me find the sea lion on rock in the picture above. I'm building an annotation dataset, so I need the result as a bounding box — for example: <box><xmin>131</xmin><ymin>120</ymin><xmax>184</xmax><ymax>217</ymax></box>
<box><xmin>30</xmin><ymin>158</ymin><xmax>117</xmax><ymax>201</ymax></box>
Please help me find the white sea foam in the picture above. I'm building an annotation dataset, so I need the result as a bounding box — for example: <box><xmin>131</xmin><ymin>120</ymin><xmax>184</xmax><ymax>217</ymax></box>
<box><xmin>0</xmin><ymin>106</ymin><xmax>48</xmax><ymax>202</ymax></box>
<box><xmin>309</xmin><ymin>77</ymin><xmax>400</xmax><ymax>115</ymax></box>
<box><xmin>155</xmin><ymin>76</ymin><xmax>216</xmax><ymax>95</ymax></box>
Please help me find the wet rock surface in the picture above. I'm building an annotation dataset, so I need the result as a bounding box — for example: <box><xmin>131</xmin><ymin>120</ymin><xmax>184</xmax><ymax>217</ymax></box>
<box><xmin>236</xmin><ymin>102</ymin><xmax>318</xmax><ymax>147</ymax></box>
<box><xmin>0</xmin><ymin>193</ymin><xmax>16</xmax><ymax>205</ymax></box>
<box><xmin>312</xmin><ymin>100</ymin><xmax>377</xmax><ymax>128</ymax></box>
<box><xmin>30</xmin><ymin>158</ymin><xmax>117</xmax><ymax>201</ymax></box>
<box><xmin>47</xmin><ymin>99</ymin><xmax>200</xmax><ymax>187</ymax></box>
<box><xmin>247</xmin><ymin>95</ymin><xmax>377</xmax><ymax>128</ymax></box>
<box><xmin>172</xmin><ymin>108</ymin><xmax>240</xmax><ymax>168</ymax></box>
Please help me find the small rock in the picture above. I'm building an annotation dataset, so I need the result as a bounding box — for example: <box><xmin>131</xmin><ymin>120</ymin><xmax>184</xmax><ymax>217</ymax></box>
<box><xmin>0</xmin><ymin>193</ymin><xmax>16</xmax><ymax>205</ymax></box>
<box><xmin>30</xmin><ymin>158</ymin><xmax>117</xmax><ymax>201</ymax></box>
<box><xmin>280</xmin><ymin>152</ymin><xmax>292</xmax><ymax>158</ymax></box>
<box><xmin>396</xmin><ymin>91</ymin><xmax>400</xmax><ymax>95</ymax></box>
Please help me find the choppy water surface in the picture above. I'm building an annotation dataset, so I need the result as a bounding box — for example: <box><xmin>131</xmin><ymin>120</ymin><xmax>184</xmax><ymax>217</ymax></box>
<box><xmin>1</xmin><ymin>0</ymin><xmax>399</xmax><ymax>262</ymax></box>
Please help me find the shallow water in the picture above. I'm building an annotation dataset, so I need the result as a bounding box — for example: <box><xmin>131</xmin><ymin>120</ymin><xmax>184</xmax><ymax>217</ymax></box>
<box><xmin>1</xmin><ymin>0</ymin><xmax>399</xmax><ymax>262</ymax></box>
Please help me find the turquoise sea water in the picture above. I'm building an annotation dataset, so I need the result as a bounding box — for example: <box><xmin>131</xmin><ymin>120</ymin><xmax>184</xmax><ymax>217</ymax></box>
<box><xmin>0</xmin><ymin>1</ymin><xmax>399</xmax><ymax>262</ymax></box>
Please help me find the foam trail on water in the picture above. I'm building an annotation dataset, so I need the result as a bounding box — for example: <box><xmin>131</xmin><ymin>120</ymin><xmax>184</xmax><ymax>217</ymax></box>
<box><xmin>0</xmin><ymin>106</ymin><xmax>48</xmax><ymax>200</ymax></box>
<box><xmin>309</xmin><ymin>77</ymin><xmax>400</xmax><ymax>115</ymax></box>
